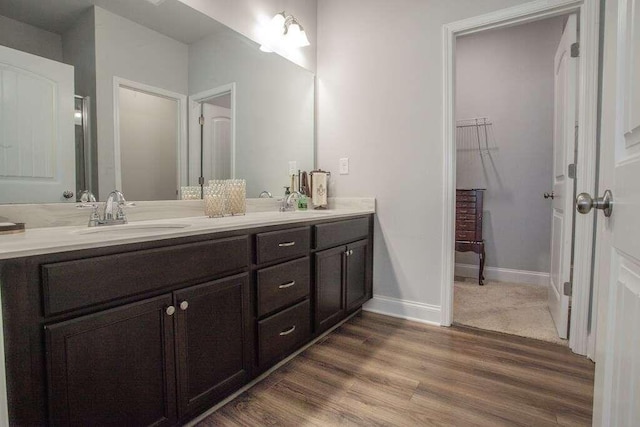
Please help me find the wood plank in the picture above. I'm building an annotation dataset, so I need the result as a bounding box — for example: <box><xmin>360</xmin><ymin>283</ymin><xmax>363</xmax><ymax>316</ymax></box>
<box><xmin>198</xmin><ymin>312</ymin><xmax>594</xmax><ymax>426</ymax></box>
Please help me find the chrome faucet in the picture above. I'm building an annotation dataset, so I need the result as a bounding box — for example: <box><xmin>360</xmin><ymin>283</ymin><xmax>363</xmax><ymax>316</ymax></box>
<box><xmin>280</xmin><ymin>191</ymin><xmax>301</xmax><ymax>212</ymax></box>
<box><xmin>87</xmin><ymin>190</ymin><xmax>129</xmax><ymax>227</ymax></box>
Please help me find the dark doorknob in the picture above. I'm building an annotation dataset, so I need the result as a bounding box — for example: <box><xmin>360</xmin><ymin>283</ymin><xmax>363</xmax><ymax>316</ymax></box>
<box><xmin>543</xmin><ymin>192</ymin><xmax>555</xmax><ymax>199</ymax></box>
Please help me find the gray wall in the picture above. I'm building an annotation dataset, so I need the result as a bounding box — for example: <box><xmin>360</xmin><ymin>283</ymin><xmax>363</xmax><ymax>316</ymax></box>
<box><xmin>316</xmin><ymin>0</ymin><xmax>538</xmax><ymax>313</ymax></box>
<box><xmin>0</xmin><ymin>14</ymin><xmax>63</xmax><ymax>62</ymax></box>
<box><xmin>189</xmin><ymin>28</ymin><xmax>314</xmax><ymax>198</ymax></box>
<box><xmin>119</xmin><ymin>87</ymin><xmax>178</xmax><ymax>201</ymax></box>
<box><xmin>62</xmin><ymin>9</ymin><xmax>98</xmax><ymax>195</ymax></box>
<box><xmin>455</xmin><ymin>17</ymin><xmax>565</xmax><ymax>273</ymax></box>
<box><xmin>94</xmin><ymin>6</ymin><xmax>189</xmax><ymax>200</ymax></box>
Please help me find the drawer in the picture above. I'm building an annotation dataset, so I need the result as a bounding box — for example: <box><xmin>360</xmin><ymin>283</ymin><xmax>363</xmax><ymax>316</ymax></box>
<box><xmin>456</xmin><ymin>230</ymin><xmax>477</xmax><ymax>241</ymax></box>
<box><xmin>456</xmin><ymin>213</ymin><xmax>478</xmax><ymax>221</ymax></box>
<box><xmin>256</xmin><ymin>227</ymin><xmax>310</xmax><ymax>265</ymax></box>
<box><xmin>456</xmin><ymin>194</ymin><xmax>477</xmax><ymax>202</ymax></box>
<box><xmin>455</xmin><ymin>221</ymin><xmax>477</xmax><ymax>232</ymax></box>
<box><xmin>456</xmin><ymin>206</ymin><xmax>477</xmax><ymax>214</ymax></box>
<box><xmin>257</xmin><ymin>257</ymin><xmax>310</xmax><ymax>317</ymax></box>
<box><xmin>258</xmin><ymin>299</ymin><xmax>310</xmax><ymax>367</ymax></box>
<box><xmin>42</xmin><ymin>236</ymin><xmax>249</xmax><ymax>316</ymax></box>
<box><xmin>315</xmin><ymin>217</ymin><xmax>369</xmax><ymax>250</ymax></box>
<box><xmin>456</xmin><ymin>200</ymin><xmax>476</xmax><ymax>208</ymax></box>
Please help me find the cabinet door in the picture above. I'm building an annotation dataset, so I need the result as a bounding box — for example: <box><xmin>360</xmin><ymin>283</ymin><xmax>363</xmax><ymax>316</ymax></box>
<box><xmin>315</xmin><ymin>246</ymin><xmax>346</xmax><ymax>333</ymax></box>
<box><xmin>174</xmin><ymin>273</ymin><xmax>251</xmax><ymax>418</ymax></box>
<box><xmin>346</xmin><ymin>239</ymin><xmax>369</xmax><ymax>312</ymax></box>
<box><xmin>45</xmin><ymin>294</ymin><xmax>177</xmax><ymax>427</ymax></box>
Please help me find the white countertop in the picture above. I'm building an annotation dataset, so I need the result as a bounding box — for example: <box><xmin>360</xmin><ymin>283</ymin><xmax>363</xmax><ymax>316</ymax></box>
<box><xmin>0</xmin><ymin>207</ymin><xmax>374</xmax><ymax>260</ymax></box>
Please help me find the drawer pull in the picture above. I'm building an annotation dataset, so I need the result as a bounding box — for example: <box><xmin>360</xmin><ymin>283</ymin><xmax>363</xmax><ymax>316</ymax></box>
<box><xmin>278</xmin><ymin>241</ymin><xmax>296</xmax><ymax>247</ymax></box>
<box><xmin>279</xmin><ymin>325</ymin><xmax>296</xmax><ymax>336</ymax></box>
<box><xmin>278</xmin><ymin>281</ymin><xmax>296</xmax><ymax>289</ymax></box>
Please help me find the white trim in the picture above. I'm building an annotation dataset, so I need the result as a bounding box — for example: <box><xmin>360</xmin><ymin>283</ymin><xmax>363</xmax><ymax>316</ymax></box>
<box><xmin>455</xmin><ymin>263</ymin><xmax>550</xmax><ymax>287</ymax></box>
<box><xmin>441</xmin><ymin>0</ymin><xmax>600</xmax><ymax>357</ymax></box>
<box><xmin>112</xmin><ymin>77</ymin><xmax>188</xmax><ymax>194</ymax></box>
<box><xmin>184</xmin><ymin>309</ymin><xmax>362</xmax><ymax>427</ymax></box>
<box><xmin>189</xmin><ymin>83</ymin><xmax>237</xmax><ymax>182</ymax></box>
<box><xmin>363</xmin><ymin>295</ymin><xmax>441</xmax><ymax>326</ymax></box>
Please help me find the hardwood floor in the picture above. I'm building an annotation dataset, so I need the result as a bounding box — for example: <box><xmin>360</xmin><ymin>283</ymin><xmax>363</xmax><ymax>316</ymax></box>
<box><xmin>197</xmin><ymin>311</ymin><xmax>595</xmax><ymax>426</ymax></box>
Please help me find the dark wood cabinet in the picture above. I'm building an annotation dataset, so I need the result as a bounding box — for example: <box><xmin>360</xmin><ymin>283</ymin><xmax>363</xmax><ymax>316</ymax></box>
<box><xmin>315</xmin><ymin>245</ymin><xmax>346</xmax><ymax>333</ymax></box>
<box><xmin>45</xmin><ymin>294</ymin><xmax>177</xmax><ymax>427</ymax></box>
<box><xmin>258</xmin><ymin>299</ymin><xmax>311</xmax><ymax>367</ymax></box>
<box><xmin>455</xmin><ymin>189</ymin><xmax>486</xmax><ymax>285</ymax></box>
<box><xmin>1</xmin><ymin>214</ymin><xmax>374</xmax><ymax>426</ymax></box>
<box><xmin>174</xmin><ymin>274</ymin><xmax>251</xmax><ymax>418</ymax></box>
<box><xmin>346</xmin><ymin>240</ymin><xmax>369</xmax><ymax>312</ymax></box>
<box><xmin>315</xmin><ymin>238</ymin><xmax>370</xmax><ymax>333</ymax></box>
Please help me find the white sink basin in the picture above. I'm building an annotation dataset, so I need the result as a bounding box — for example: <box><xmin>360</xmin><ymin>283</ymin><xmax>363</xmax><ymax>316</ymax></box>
<box><xmin>75</xmin><ymin>223</ymin><xmax>191</xmax><ymax>235</ymax></box>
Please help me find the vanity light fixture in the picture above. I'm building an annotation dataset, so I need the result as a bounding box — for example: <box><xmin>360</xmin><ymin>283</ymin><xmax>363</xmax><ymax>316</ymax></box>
<box><xmin>260</xmin><ymin>11</ymin><xmax>310</xmax><ymax>52</ymax></box>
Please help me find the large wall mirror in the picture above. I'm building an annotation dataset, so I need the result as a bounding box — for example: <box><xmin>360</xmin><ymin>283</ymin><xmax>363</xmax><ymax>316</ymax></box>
<box><xmin>0</xmin><ymin>0</ymin><xmax>315</xmax><ymax>203</ymax></box>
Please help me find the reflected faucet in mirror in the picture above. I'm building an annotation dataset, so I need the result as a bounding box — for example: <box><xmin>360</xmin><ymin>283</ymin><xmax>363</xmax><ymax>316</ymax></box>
<box><xmin>87</xmin><ymin>190</ymin><xmax>129</xmax><ymax>227</ymax></box>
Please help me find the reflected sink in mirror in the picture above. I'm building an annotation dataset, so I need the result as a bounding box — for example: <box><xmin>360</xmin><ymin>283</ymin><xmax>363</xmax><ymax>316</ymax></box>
<box><xmin>75</xmin><ymin>223</ymin><xmax>191</xmax><ymax>235</ymax></box>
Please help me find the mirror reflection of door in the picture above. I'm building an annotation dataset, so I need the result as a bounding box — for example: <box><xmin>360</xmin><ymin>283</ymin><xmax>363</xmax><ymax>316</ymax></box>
<box><xmin>0</xmin><ymin>45</ymin><xmax>75</xmax><ymax>203</ymax></box>
<box><xmin>201</xmin><ymin>93</ymin><xmax>232</xmax><ymax>181</ymax></box>
<box><xmin>118</xmin><ymin>86</ymin><xmax>179</xmax><ymax>201</ymax></box>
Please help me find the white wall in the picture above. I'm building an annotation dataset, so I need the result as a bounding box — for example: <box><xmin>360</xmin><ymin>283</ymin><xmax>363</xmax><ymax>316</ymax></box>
<box><xmin>317</xmin><ymin>0</ymin><xmax>537</xmax><ymax>323</ymax></box>
<box><xmin>0</xmin><ymin>14</ymin><xmax>63</xmax><ymax>62</ymax></box>
<box><xmin>455</xmin><ymin>17</ymin><xmax>565</xmax><ymax>275</ymax></box>
<box><xmin>178</xmin><ymin>0</ymin><xmax>317</xmax><ymax>72</ymax></box>
<box><xmin>189</xmin><ymin>28</ymin><xmax>314</xmax><ymax>198</ymax></box>
<box><xmin>94</xmin><ymin>7</ymin><xmax>189</xmax><ymax>200</ymax></box>
<box><xmin>119</xmin><ymin>87</ymin><xmax>178</xmax><ymax>201</ymax></box>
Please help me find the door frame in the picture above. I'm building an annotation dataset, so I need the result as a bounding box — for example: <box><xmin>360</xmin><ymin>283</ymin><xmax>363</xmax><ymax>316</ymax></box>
<box><xmin>188</xmin><ymin>83</ymin><xmax>237</xmax><ymax>184</ymax></box>
<box><xmin>112</xmin><ymin>77</ymin><xmax>188</xmax><ymax>194</ymax></box>
<box><xmin>440</xmin><ymin>0</ymin><xmax>600</xmax><ymax>356</ymax></box>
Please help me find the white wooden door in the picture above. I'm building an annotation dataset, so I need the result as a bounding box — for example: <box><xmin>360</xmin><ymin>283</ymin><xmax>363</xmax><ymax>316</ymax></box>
<box><xmin>0</xmin><ymin>45</ymin><xmax>75</xmax><ymax>203</ymax></box>
<box><xmin>548</xmin><ymin>14</ymin><xmax>578</xmax><ymax>339</ymax></box>
<box><xmin>202</xmin><ymin>102</ymin><xmax>231</xmax><ymax>181</ymax></box>
<box><xmin>592</xmin><ymin>0</ymin><xmax>640</xmax><ymax>425</ymax></box>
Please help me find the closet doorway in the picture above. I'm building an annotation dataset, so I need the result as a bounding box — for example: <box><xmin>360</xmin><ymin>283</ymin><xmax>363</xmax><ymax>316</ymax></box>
<box><xmin>450</xmin><ymin>15</ymin><xmax>580</xmax><ymax>346</ymax></box>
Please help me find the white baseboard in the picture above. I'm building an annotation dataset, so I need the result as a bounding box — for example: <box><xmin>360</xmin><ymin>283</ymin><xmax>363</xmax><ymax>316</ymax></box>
<box><xmin>455</xmin><ymin>263</ymin><xmax>549</xmax><ymax>287</ymax></box>
<box><xmin>363</xmin><ymin>295</ymin><xmax>441</xmax><ymax>326</ymax></box>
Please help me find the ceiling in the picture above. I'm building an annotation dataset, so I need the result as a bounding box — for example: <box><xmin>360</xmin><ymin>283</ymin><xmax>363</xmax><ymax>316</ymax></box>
<box><xmin>0</xmin><ymin>0</ymin><xmax>226</xmax><ymax>44</ymax></box>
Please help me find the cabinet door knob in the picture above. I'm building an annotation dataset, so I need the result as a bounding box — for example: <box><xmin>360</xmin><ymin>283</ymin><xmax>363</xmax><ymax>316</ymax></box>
<box><xmin>166</xmin><ymin>306</ymin><xmax>176</xmax><ymax>316</ymax></box>
<box><xmin>349</xmin><ymin>250</ymin><xmax>354</xmax><ymax>255</ymax></box>
<box><xmin>179</xmin><ymin>301</ymin><xmax>189</xmax><ymax>311</ymax></box>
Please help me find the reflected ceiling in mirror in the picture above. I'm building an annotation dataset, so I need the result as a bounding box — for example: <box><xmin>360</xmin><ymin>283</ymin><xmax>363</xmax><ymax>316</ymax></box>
<box><xmin>0</xmin><ymin>0</ymin><xmax>314</xmax><ymax>203</ymax></box>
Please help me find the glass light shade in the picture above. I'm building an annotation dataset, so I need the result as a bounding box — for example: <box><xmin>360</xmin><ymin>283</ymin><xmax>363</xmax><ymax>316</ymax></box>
<box><xmin>269</xmin><ymin>12</ymin><xmax>286</xmax><ymax>35</ymax></box>
<box><xmin>296</xmin><ymin>29</ymin><xmax>310</xmax><ymax>47</ymax></box>
<box><xmin>286</xmin><ymin>23</ymin><xmax>310</xmax><ymax>48</ymax></box>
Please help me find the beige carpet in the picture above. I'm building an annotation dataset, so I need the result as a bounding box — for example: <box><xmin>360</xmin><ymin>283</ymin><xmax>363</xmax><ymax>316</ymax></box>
<box><xmin>454</xmin><ymin>278</ymin><xmax>567</xmax><ymax>346</ymax></box>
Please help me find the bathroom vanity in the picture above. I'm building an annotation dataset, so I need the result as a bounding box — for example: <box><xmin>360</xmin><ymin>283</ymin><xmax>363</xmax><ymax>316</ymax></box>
<box><xmin>0</xmin><ymin>209</ymin><xmax>373</xmax><ymax>426</ymax></box>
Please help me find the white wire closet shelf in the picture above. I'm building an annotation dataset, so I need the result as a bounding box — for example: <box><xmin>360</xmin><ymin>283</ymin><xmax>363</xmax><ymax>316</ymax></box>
<box><xmin>455</xmin><ymin>117</ymin><xmax>497</xmax><ymax>155</ymax></box>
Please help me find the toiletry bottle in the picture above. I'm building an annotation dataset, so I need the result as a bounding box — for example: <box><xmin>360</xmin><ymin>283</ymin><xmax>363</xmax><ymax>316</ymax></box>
<box><xmin>298</xmin><ymin>193</ymin><xmax>308</xmax><ymax>210</ymax></box>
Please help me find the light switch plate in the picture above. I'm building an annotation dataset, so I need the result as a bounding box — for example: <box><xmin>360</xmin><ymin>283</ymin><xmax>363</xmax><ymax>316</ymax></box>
<box><xmin>288</xmin><ymin>161</ymin><xmax>297</xmax><ymax>176</ymax></box>
<box><xmin>339</xmin><ymin>158</ymin><xmax>349</xmax><ymax>175</ymax></box>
